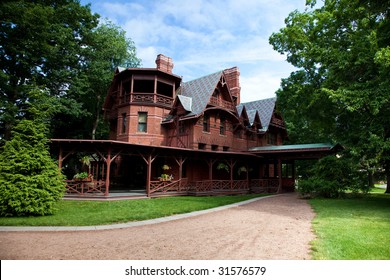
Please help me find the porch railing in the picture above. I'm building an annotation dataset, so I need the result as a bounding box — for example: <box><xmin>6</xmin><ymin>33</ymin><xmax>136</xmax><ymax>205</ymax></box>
<box><xmin>65</xmin><ymin>180</ymin><xmax>106</xmax><ymax>195</ymax></box>
<box><xmin>150</xmin><ymin>178</ymin><xmax>190</xmax><ymax>194</ymax></box>
<box><xmin>188</xmin><ymin>180</ymin><xmax>249</xmax><ymax>193</ymax></box>
<box><xmin>249</xmin><ymin>179</ymin><xmax>279</xmax><ymax>193</ymax></box>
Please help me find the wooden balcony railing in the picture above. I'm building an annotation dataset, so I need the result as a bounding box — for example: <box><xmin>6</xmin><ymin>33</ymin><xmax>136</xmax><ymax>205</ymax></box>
<box><xmin>119</xmin><ymin>93</ymin><xmax>174</xmax><ymax>108</ymax></box>
<box><xmin>270</xmin><ymin>117</ymin><xmax>285</xmax><ymax>128</ymax></box>
<box><xmin>209</xmin><ymin>96</ymin><xmax>236</xmax><ymax>111</ymax></box>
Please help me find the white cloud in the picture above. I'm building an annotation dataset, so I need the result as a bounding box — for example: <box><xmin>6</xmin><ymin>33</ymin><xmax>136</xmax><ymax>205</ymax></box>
<box><xmin>84</xmin><ymin>0</ymin><xmax>306</xmax><ymax>99</ymax></box>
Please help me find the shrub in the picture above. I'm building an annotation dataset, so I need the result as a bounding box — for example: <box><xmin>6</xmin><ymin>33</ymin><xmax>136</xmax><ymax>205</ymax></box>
<box><xmin>0</xmin><ymin>120</ymin><xmax>65</xmax><ymax>216</ymax></box>
<box><xmin>297</xmin><ymin>155</ymin><xmax>367</xmax><ymax>198</ymax></box>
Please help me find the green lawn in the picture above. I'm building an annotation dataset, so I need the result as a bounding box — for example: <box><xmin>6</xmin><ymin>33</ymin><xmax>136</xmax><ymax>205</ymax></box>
<box><xmin>0</xmin><ymin>194</ymin><xmax>265</xmax><ymax>227</ymax></box>
<box><xmin>309</xmin><ymin>191</ymin><xmax>390</xmax><ymax>260</ymax></box>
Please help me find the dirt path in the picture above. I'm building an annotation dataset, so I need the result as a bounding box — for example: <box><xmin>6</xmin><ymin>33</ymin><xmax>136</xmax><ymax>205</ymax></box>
<box><xmin>0</xmin><ymin>193</ymin><xmax>315</xmax><ymax>260</ymax></box>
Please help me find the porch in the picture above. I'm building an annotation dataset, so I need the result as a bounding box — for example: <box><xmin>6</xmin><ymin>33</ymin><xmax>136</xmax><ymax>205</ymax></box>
<box><xmin>52</xmin><ymin>140</ymin><xmax>339</xmax><ymax>200</ymax></box>
<box><xmin>63</xmin><ymin>177</ymin><xmax>295</xmax><ymax>199</ymax></box>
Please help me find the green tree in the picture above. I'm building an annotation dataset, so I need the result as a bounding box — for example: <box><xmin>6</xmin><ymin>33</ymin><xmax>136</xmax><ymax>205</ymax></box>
<box><xmin>0</xmin><ymin>0</ymin><xmax>100</xmax><ymax>141</ymax></box>
<box><xmin>66</xmin><ymin>21</ymin><xmax>141</xmax><ymax>139</ymax></box>
<box><xmin>0</xmin><ymin>88</ymin><xmax>65</xmax><ymax>216</ymax></box>
<box><xmin>270</xmin><ymin>0</ymin><xmax>390</xmax><ymax>193</ymax></box>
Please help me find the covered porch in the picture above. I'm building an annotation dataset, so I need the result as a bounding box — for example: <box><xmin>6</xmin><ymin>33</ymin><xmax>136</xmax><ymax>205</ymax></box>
<box><xmin>51</xmin><ymin>140</ymin><xmax>340</xmax><ymax>199</ymax></box>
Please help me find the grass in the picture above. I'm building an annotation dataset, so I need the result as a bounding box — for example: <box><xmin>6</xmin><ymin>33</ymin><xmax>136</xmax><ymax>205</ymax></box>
<box><xmin>0</xmin><ymin>194</ymin><xmax>266</xmax><ymax>227</ymax></box>
<box><xmin>309</xmin><ymin>190</ymin><xmax>390</xmax><ymax>260</ymax></box>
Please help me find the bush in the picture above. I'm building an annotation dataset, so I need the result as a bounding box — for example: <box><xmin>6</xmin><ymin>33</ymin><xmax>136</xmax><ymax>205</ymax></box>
<box><xmin>0</xmin><ymin>120</ymin><xmax>65</xmax><ymax>216</ymax></box>
<box><xmin>297</xmin><ymin>155</ymin><xmax>367</xmax><ymax>198</ymax></box>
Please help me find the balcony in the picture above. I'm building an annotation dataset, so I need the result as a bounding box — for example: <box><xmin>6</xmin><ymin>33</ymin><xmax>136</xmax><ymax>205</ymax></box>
<box><xmin>209</xmin><ymin>96</ymin><xmax>236</xmax><ymax>111</ymax></box>
<box><xmin>270</xmin><ymin>117</ymin><xmax>285</xmax><ymax>128</ymax></box>
<box><xmin>119</xmin><ymin>93</ymin><xmax>174</xmax><ymax>108</ymax></box>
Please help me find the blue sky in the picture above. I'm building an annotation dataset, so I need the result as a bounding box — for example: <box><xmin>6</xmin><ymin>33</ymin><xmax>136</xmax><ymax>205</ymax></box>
<box><xmin>81</xmin><ymin>0</ymin><xmax>307</xmax><ymax>102</ymax></box>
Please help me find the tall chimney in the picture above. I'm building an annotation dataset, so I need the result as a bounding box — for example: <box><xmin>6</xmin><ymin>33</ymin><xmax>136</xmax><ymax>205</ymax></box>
<box><xmin>155</xmin><ymin>54</ymin><xmax>174</xmax><ymax>74</ymax></box>
<box><xmin>223</xmin><ymin>67</ymin><xmax>241</xmax><ymax>105</ymax></box>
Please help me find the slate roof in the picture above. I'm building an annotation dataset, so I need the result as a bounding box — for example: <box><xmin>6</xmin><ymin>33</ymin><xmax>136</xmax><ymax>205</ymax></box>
<box><xmin>236</xmin><ymin>104</ymin><xmax>244</xmax><ymax>116</ymax></box>
<box><xmin>179</xmin><ymin>71</ymin><xmax>223</xmax><ymax>117</ymax></box>
<box><xmin>246</xmin><ymin>110</ymin><xmax>258</xmax><ymax>126</ymax></box>
<box><xmin>177</xmin><ymin>95</ymin><xmax>192</xmax><ymax>112</ymax></box>
<box><xmin>239</xmin><ymin>97</ymin><xmax>276</xmax><ymax>130</ymax></box>
<box><xmin>169</xmin><ymin>70</ymin><xmax>276</xmax><ymax>133</ymax></box>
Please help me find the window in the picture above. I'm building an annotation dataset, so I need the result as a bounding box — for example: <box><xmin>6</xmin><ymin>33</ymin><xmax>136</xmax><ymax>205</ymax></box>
<box><xmin>203</xmin><ymin>114</ymin><xmax>210</xmax><ymax>132</ymax></box>
<box><xmin>121</xmin><ymin>113</ymin><xmax>127</xmax><ymax>134</ymax></box>
<box><xmin>219</xmin><ymin>117</ymin><xmax>226</xmax><ymax>135</ymax></box>
<box><xmin>179</xmin><ymin>121</ymin><xmax>185</xmax><ymax>134</ymax></box>
<box><xmin>282</xmin><ymin>163</ymin><xmax>294</xmax><ymax>178</ymax></box>
<box><xmin>211</xmin><ymin>145</ymin><xmax>218</xmax><ymax>151</ymax></box>
<box><xmin>223</xmin><ymin>146</ymin><xmax>229</xmax><ymax>151</ymax></box>
<box><xmin>198</xmin><ymin>143</ymin><xmax>206</xmax><ymax>150</ymax></box>
<box><xmin>138</xmin><ymin>112</ymin><xmax>147</xmax><ymax>132</ymax></box>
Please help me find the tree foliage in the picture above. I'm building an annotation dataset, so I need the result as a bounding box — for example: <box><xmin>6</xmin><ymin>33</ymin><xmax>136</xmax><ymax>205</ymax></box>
<box><xmin>63</xmin><ymin>21</ymin><xmax>141</xmax><ymax>140</ymax></box>
<box><xmin>0</xmin><ymin>0</ymin><xmax>141</xmax><ymax>141</ymax></box>
<box><xmin>270</xmin><ymin>0</ymin><xmax>390</xmax><ymax>193</ymax></box>
<box><xmin>0</xmin><ymin>0</ymin><xmax>99</xmax><ymax>140</ymax></box>
<box><xmin>0</xmin><ymin>89</ymin><xmax>65</xmax><ymax>216</ymax></box>
<box><xmin>298</xmin><ymin>155</ymin><xmax>368</xmax><ymax>198</ymax></box>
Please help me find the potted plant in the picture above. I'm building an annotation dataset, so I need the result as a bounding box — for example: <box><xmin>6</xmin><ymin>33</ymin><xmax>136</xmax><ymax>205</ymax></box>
<box><xmin>160</xmin><ymin>165</ymin><xmax>172</xmax><ymax>181</ymax></box>
<box><xmin>216</xmin><ymin>162</ymin><xmax>229</xmax><ymax>173</ymax></box>
<box><xmin>237</xmin><ymin>166</ymin><xmax>248</xmax><ymax>176</ymax></box>
<box><xmin>73</xmin><ymin>172</ymin><xmax>91</xmax><ymax>181</ymax></box>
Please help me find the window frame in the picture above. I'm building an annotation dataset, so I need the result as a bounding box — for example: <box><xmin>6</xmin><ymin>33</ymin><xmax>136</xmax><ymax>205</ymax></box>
<box><xmin>137</xmin><ymin>112</ymin><xmax>148</xmax><ymax>133</ymax></box>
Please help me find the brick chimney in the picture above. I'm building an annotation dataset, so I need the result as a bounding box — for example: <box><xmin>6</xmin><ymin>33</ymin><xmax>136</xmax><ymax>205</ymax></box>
<box><xmin>223</xmin><ymin>67</ymin><xmax>241</xmax><ymax>105</ymax></box>
<box><xmin>155</xmin><ymin>54</ymin><xmax>174</xmax><ymax>74</ymax></box>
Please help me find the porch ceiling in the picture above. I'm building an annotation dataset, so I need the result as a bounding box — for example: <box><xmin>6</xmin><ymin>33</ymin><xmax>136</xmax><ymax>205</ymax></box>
<box><xmin>50</xmin><ymin>139</ymin><xmax>260</xmax><ymax>160</ymax></box>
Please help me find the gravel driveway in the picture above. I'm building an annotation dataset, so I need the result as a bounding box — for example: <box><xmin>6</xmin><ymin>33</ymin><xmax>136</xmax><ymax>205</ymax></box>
<box><xmin>0</xmin><ymin>193</ymin><xmax>315</xmax><ymax>260</ymax></box>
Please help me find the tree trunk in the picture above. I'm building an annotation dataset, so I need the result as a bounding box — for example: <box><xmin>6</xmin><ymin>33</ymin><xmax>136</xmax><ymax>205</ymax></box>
<box><xmin>91</xmin><ymin>96</ymin><xmax>101</xmax><ymax>140</ymax></box>
<box><xmin>385</xmin><ymin>159</ymin><xmax>390</xmax><ymax>194</ymax></box>
<box><xmin>367</xmin><ymin>170</ymin><xmax>374</xmax><ymax>190</ymax></box>
<box><xmin>92</xmin><ymin>113</ymin><xmax>99</xmax><ymax>140</ymax></box>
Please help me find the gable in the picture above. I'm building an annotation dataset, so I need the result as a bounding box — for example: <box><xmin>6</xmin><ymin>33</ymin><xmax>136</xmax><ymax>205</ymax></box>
<box><xmin>180</xmin><ymin>71</ymin><xmax>223</xmax><ymax>117</ymax></box>
<box><xmin>240</xmin><ymin>97</ymin><xmax>276</xmax><ymax>130</ymax></box>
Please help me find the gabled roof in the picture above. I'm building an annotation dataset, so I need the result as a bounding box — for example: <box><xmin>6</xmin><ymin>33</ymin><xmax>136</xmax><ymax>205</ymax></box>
<box><xmin>240</xmin><ymin>97</ymin><xmax>276</xmax><ymax>130</ymax></box>
<box><xmin>246</xmin><ymin>109</ymin><xmax>260</xmax><ymax>126</ymax></box>
<box><xmin>177</xmin><ymin>95</ymin><xmax>192</xmax><ymax>112</ymax></box>
<box><xmin>179</xmin><ymin>71</ymin><xmax>223</xmax><ymax>117</ymax></box>
<box><xmin>236</xmin><ymin>104</ymin><xmax>244</xmax><ymax>116</ymax></box>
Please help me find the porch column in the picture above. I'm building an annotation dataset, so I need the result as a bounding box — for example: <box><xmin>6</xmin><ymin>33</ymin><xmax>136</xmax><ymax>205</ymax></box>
<box><xmin>229</xmin><ymin>159</ymin><xmax>235</xmax><ymax>189</ymax></box>
<box><xmin>146</xmin><ymin>154</ymin><xmax>152</xmax><ymax>197</ymax></box>
<box><xmin>292</xmin><ymin>160</ymin><xmax>296</xmax><ymax>181</ymax></box>
<box><xmin>105</xmin><ymin>147</ymin><xmax>111</xmax><ymax>196</ymax></box>
<box><xmin>140</xmin><ymin>152</ymin><xmax>157</xmax><ymax>198</ymax></box>
<box><xmin>246</xmin><ymin>163</ymin><xmax>249</xmax><ymax>190</ymax></box>
<box><xmin>207</xmin><ymin>159</ymin><xmax>213</xmax><ymax>180</ymax></box>
<box><xmin>58</xmin><ymin>146</ymin><xmax>63</xmax><ymax>170</ymax></box>
<box><xmin>277</xmin><ymin>159</ymin><xmax>282</xmax><ymax>193</ymax></box>
<box><xmin>175</xmin><ymin>157</ymin><xmax>186</xmax><ymax>189</ymax></box>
